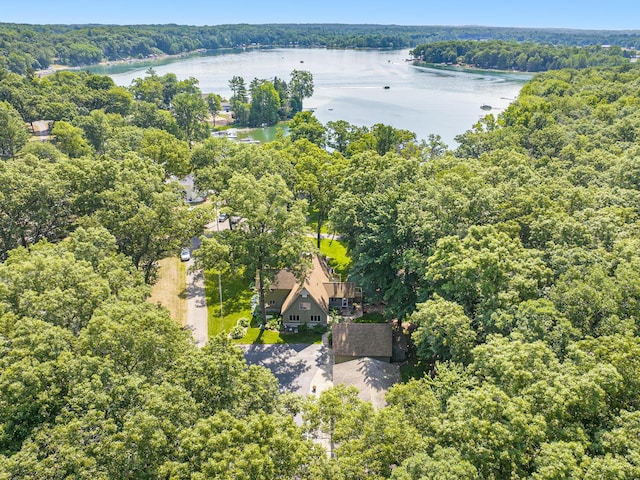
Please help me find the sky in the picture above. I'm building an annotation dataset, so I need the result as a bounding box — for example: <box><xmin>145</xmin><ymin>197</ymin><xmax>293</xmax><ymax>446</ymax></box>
<box><xmin>1</xmin><ymin>0</ymin><xmax>637</xmax><ymax>31</ymax></box>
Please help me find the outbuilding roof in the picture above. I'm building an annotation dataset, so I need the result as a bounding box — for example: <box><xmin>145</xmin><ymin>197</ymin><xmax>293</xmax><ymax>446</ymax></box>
<box><xmin>332</xmin><ymin>323</ymin><xmax>393</xmax><ymax>358</ymax></box>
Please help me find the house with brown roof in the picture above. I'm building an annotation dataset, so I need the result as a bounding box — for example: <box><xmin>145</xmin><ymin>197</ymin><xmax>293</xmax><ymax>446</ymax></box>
<box><xmin>265</xmin><ymin>255</ymin><xmax>362</xmax><ymax>329</ymax></box>
<box><xmin>332</xmin><ymin>323</ymin><xmax>393</xmax><ymax>364</ymax></box>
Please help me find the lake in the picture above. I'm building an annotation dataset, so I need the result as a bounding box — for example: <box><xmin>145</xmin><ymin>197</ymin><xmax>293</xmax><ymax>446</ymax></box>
<box><xmin>90</xmin><ymin>48</ymin><xmax>531</xmax><ymax>147</ymax></box>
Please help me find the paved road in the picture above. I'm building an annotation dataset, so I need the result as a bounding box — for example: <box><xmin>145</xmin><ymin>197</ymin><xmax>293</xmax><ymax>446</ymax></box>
<box><xmin>185</xmin><ymin>257</ymin><xmax>208</xmax><ymax>348</ymax></box>
<box><xmin>241</xmin><ymin>343</ymin><xmax>333</xmax><ymax>396</ymax></box>
<box><xmin>184</xmin><ymin>216</ymin><xmax>230</xmax><ymax>348</ymax></box>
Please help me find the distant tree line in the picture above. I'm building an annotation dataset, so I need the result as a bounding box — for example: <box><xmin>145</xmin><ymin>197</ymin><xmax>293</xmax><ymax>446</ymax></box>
<box><xmin>411</xmin><ymin>40</ymin><xmax>635</xmax><ymax>72</ymax></box>
<box><xmin>2</xmin><ymin>22</ymin><xmax>640</xmax><ymax>73</ymax></box>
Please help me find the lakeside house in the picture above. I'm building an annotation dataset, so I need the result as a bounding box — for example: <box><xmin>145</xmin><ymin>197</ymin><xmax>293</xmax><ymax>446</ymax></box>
<box><xmin>265</xmin><ymin>255</ymin><xmax>362</xmax><ymax>329</ymax></box>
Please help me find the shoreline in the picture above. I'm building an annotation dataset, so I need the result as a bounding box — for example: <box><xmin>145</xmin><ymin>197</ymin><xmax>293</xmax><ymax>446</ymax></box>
<box><xmin>35</xmin><ymin>48</ymin><xmax>210</xmax><ymax>77</ymax></box>
<box><xmin>412</xmin><ymin>61</ymin><xmax>535</xmax><ymax>77</ymax></box>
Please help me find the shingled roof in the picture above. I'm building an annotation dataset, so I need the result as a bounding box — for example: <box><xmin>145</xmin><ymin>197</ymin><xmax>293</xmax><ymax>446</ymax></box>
<box><xmin>332</xmin><ymin>323</ymin><xmax>393</xmax><ymax>358</ymax></box>
<box><xmin>324</xmin><ymin>282</ymin><xmax>356</xmax><ymax>298</ymax></box>
<box><xmin>270</xmin><ymin>269</ymin><xmax>298</xmax><ymax>290</ymax></box>
<box><xmin>280</xmin><ymin>255</ymin><xmax>331</xmax><ymax>314</ymax></box>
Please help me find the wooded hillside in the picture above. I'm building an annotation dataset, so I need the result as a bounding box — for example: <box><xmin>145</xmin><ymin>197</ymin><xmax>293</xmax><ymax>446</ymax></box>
<box><xmin>2</xmin><ymin>22</ymin><xmax>640</xmax><ymax>73</ymax></box>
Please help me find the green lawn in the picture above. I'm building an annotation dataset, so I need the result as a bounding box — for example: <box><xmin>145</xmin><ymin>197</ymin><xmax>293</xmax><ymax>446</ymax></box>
<box><xmin>306</xmin><ymin>211</ymin><xmax>330</xmax><ymax>235</ymax></box>
<box><xmin>319</xmin><ymin>238</ymin><xmax>351</xmax><ymax>281</ymax></box>
<box><xmin>232</xmin><ymin>327</ymin><xmax>324</xmax><ymax>345</ymax></box>
<box><xmin>205</xmin><ymin>269</ymin><xmax>253</xmax><ymax>337</ymax></box>
<box><xmin>204</xmin><ymin>268</ymin><xmax>326</xmax><ymax>344</ymax></box>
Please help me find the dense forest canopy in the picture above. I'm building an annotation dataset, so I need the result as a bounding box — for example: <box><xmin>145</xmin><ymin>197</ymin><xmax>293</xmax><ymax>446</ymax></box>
<box><xmin>411</xmin><ymin>40</ymin><xmax>635</xmax><ymax>71</ymax></box>
<box><xmin>2</xmin><ymin>33</ymin><xmax>640</xmax><ymax>477</ymax></box>
<box><xmin>2</xmin><ymin>22</ymin><xmax>640</xmax><ymax>73</ymax></box>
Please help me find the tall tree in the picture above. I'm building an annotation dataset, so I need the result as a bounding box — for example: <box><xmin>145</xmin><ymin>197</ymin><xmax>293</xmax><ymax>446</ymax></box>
<box><xmin>198</xmin><ymin>173</ymin><xmax>309</xmax><ymax>325</ymax></box>
<box><xmin>289</xmin><ymin>139</ymin><xmax>345</xmax><ymax>248</ymax></box>
<box><xmin>289</xmin><ymin>69</ymin><xmax>314</xmax><ymax>114</ymax></box>
<box><xmin>288</xmin><ymin>111</ymin><xmax>326</xmax><ymax>146</ymax></box>
<box><xmin>248</xmin><ymin>79</ymin><xmax>280</xmax><ymax>127</ymax></box>
<box><xmin>171</xmin><ymin>91</ymin><xmax>208</xmax><ymax>145</ymax></box>
<box><xmin>205</xmin><ymin>93</ymin><xmax>222</xmax><ymax>126</ymax></box>
<box><xmin>0</xmin><ymin>101</ymin><xmax>29</xmax><ymax>158</ymax></box>
<box><xmin>228</xmin><ymin>76</ymin><xmax>247</xmax><ymax>103</ymax></box>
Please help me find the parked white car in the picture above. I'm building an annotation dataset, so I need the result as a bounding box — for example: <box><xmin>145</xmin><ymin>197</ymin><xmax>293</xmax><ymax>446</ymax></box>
<box><xmin>180</xmin><ymin>247</ymin><xmax>191</xmax><ymax>261</ymax></box>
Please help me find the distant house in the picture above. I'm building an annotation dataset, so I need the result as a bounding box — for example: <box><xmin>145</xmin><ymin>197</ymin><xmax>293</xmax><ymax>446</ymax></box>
<box><xmin>265</xmin><ymin>255</ymin><xmax>362</xmax><ymax>329</ymax></box>
<box><xmin>332</xmin><ymin>323</ymin><xmax>393</xmax><ymax>364</ymax></box>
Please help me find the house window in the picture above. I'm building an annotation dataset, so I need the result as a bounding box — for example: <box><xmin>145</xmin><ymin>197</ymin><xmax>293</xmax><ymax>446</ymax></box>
<box><xmin>310</xmin><ymin>315</ymin><xmax>321</xmax><ymax>322</ymax></box>
<box><xmin>299</xmin><ymin>302</ymin><xmax>311</xmax><ymax>310</ymax></box>
<box><xmin>268</xmin><ymin>299</ymin><xmax>276</xmax><ymax>306</ymax></box>
<box><xmin>288</xmin><ymin>315</ymin><xmax>300</xmax><ymax>322</ymax></box>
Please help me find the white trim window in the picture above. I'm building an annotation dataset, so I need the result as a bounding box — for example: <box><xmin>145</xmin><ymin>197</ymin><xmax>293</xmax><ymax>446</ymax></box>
<box><xmin>288</xmin><ymin>315</ymin><xmax>300</xmax><ymax>322</ymax></box>
<box><xmin>310</xmin><ymin>315</ymin><xmax>321</xmax><ymax>322</ymax></box>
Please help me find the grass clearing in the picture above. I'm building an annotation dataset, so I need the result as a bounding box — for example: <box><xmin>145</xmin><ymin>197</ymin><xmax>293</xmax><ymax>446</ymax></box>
<box><xmin>354</xmin><ymin>312</ymin><xmax>387</xmax><ymax>323</ymax></box>
<box><xmin>148</xmin><ymin>257</ymin><xmax>187</xmax><ymax>326</ymax></box>
<box><xmin>233</xmin><ymin>327</ymin><xmax>325</xmax><ymax>345</ymax></box>
<box><xmin>319</xmin><ymin>238</ymin><xmax>351</xmax><ymax>280</ymax></box>
<box><xmin>205</xmin><ymin>269</ymin><xmax>253</xmax><ymax>337</ymax></box>
<box><xmin>306</xmin><ymin>211</ymin><xmax>330</xmax><ymax>235</ymax></box>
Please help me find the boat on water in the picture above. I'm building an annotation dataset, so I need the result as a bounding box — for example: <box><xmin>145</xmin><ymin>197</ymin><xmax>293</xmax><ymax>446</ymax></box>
<box><xmin>480</xmin><ymin>104</ymin><xmax>492</xmax><ymax>110</ymax></box>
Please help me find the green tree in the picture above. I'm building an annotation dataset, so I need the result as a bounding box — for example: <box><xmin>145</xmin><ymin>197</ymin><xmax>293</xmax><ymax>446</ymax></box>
<box><xmin>289</xmin><ymin>139</ymin><xmax>345</xmax><ymax>248</ymax></box>
<box><xmin>104</xmin><ymin>86</ymin><xmax>134</xmax><ymax>116</ymax></box>
<box><xmin>0</xmin><ymin>101</ymin><xmax>29</xmax><ymax>157</ymax></box>
<box><xmin>410</xmin><ymin>295</ymin><xmax>476</xmax><ymax>364</ymax></box>
<box><xmin>289</xmin><ymin>69</ymin><xmax>314</xmax><ymax>113</ymax></box>
<box><xmin>248</xmin><ymin>79</ymin><xmax>280</xmax><ymax>127</ymax></box>
<box><xmin>78</xmin><ymin>300</ymin><xmax>189</xmax><ymax>378</ymax></box>
<box><xmin>205</xmin><ymin>92</ymin><xmax>222</xmax><ymax>126</ymax></box>
<box><xmin>0</xmin><ymin>155</ymin><xmax>72</xmax><ymax>257</ymax></box>
<box><xmin>139</xmin><ymin>128</ymin><xmax>191</xmax><ymax>178</ymax></box>
<box><xmin>51</xmin><ymin>120</ymin><xmax>92</xmax><ymax>158</ymax></box>
<box><xmin>159</xmin><ymin>411</ymin><xmax>325</xmax><ymax>479</ymax></box>
<box><xmin>199</xmin><ymin>173</ymin><xmax>308</xmax><ymax>325</ymax></box>
<box><xmin>228</xmin><ymin>75</ymin><xmax>247</xmax><ymax>103</ymax></box>
<box><xmin>92</xmin><ymin>156</ymin><xmax>196</xmax><ymax>282</ymax></box>
<box><xmin>288</xmin><ymin>111</ymin><xmax>326</xmax><ymax>146</ymax></box>
<box><xmin>171</xmin><ymin>91</ymin><xmax>209</xmax><ymax>145</ymax></box>
<box><xmin>392</xmin><ymin>447</ymin><xmax>479</xmax><ymax>480</ymax></box>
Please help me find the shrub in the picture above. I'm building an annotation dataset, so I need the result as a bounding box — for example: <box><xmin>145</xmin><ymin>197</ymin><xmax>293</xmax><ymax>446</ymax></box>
<box><xmin>312</xmin><ymin>324</ymin><xmax>327</xmax><ymax>334</ymax></box>
<box><xmin>237</xmin><ymin>317</ymin><xmax>250</xmax><ymax>327</ymax></box>
<box><xmin>297</xmin><ymin>323</ymin><xmax>309</xmax><ymax>334</ymax></box>
<box><xmin>265</xmin><ymin>318</ymin><xmax>281</xmax><ymax>331</ymax></box>
<box><xmin>230</xmin><ymin>325</ymin><xmax>245</xmax><ymax>339</ymax></box>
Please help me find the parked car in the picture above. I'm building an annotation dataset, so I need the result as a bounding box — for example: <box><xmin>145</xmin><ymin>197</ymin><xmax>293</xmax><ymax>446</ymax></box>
<box><xmin>180</xmin><ymin>247</ymin><xmax>191</xmax><ymax>261</ymax></box>
<box><xmin>218</xmin><ymin>213</ymin><xmax>228</xmax><ymax>222</ymax></box>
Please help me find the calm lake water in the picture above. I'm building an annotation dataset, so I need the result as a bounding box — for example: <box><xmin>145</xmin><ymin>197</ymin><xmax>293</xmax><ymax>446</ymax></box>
<box><xmin>91</xmin><ymin>48</ymin><xmax>531</xmax><ymax>146</ymax></box>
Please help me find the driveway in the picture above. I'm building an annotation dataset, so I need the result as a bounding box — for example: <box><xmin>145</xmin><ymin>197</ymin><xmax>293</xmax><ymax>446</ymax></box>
<box><xmin>241</xmin><ymin>343</ymin><xmax>333</xmax><ymax>395</ymax></box>
<box><xmin>185</xmin><ymin>256</ymin><xmax>208</xmax><ymax>348</ymax></box>
<box><xmin>184</xmin><ymin>207</ymin><xmax>233</xmax><ymax>348</ymax></box>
